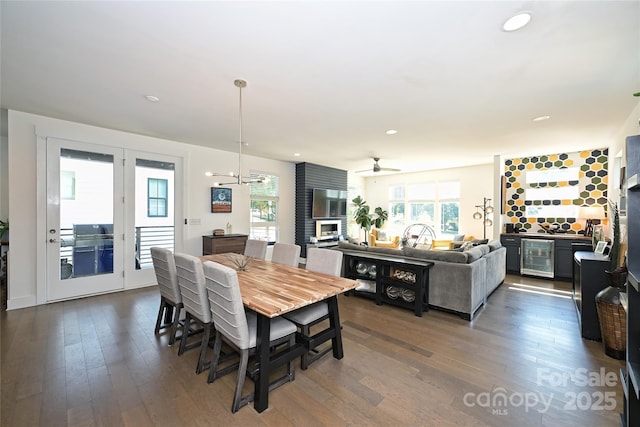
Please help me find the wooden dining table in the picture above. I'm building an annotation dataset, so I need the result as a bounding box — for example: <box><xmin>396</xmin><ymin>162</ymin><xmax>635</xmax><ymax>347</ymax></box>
<box><xmin>200</xmin><ymin>253</ymin><xmax>358</xmax><ymax>413</ymax></box>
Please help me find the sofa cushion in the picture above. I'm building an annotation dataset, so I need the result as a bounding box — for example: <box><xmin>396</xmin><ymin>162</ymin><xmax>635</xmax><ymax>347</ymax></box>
<box><xmin>488</xmin><ymin>240</ymin><xmax>502</xmax><ymax>251</ymax></box>
<box><xmin>338</xmin><ymin>241</ymin><xmax>366</xmax><ymax>251</ymax></box>
<box><xmin>475</xmin><ymin>244</ymin><xmax>491</xmax><ymax>257</ymax></box>
<box><xmin>368</xmin><ymin>246</ymin><xmax>403</xmax><ymax>256</ymax></box>
<box><xmin>464</xmin><ymin>246</ymin><xmax>484</xmax><ymax>263</ymax></box>
<box><xmin>403</xmin><ymin>247</ymin><xmax>468</xmax><ymax>264</ymax></box>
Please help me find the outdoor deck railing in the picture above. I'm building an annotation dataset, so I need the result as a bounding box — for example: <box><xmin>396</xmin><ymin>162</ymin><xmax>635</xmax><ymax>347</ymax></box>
<box><xmin>59</xmin><ymin>226</ymin><xmax>175</xmax><ymax>271</ymax></box>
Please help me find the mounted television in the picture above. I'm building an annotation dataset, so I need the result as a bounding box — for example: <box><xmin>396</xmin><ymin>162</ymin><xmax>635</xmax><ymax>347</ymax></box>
<box><xmin>312</xmin><ymin>188</ymin><xmax>348</xmax><ymax>218</ymax></box>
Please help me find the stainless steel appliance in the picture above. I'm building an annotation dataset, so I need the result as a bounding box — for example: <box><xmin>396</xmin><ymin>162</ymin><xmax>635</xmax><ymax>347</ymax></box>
<box><xmin>520</xmin><ymin>238</ymin><xmax>554</xmax><ymax>278</ymax></box>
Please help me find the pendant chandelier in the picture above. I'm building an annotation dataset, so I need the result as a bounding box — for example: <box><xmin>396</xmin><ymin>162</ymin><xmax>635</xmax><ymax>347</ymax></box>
<box><xmin>205</xmin><ymin>79</ymin><xmax>264</xmax><ymax>186</ymax></box>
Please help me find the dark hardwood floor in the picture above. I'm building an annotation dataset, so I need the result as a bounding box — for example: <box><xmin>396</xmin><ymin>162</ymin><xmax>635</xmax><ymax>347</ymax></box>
<box><xmin>1</xmin><ymin>275</ymin><xmax>624</xmax><ymax>426</ymax></box>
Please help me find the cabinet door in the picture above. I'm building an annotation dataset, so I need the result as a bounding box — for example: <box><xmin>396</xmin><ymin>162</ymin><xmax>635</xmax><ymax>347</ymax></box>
<box><xmin>554</xmin><ymin>239</ymin><xmax>575</xmax><ymax>279</ymax></box>
<box><xmin>501</xmin><ymin>236</ymin><xmax>520</xmax><ymax>273</ymax></box>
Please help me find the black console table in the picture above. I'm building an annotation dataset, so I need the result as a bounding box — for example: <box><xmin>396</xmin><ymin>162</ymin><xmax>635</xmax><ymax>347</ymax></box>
<box><xmin>573</xmin><ymin>250</ymin><xmax>609</xmax><ymax>340</ymax></box>
<box><xmin>340</xmin><ymin>249</ymin><xmax>433</xmax><ymax>316</ymax></box>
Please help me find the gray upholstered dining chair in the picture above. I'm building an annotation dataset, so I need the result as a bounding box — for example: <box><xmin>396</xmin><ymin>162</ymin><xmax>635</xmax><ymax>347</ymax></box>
<box><xmin>282</xmin><ymin>247</ymin><xmax>343</xmax><ymax>369</ymax></box>
<box><xmin>203</xmin><ymin>261</ymin><xmax>297</xmax><ymax>413</ymax></box>
<box><xmin>151</xmin><ymin>247</ymin><xmax>183</xmax><ymax>346</ymax></box>
<box><xmin>271</xmin><ymin>242</ymin><xmax>301</xmax><ymax>267</ymax></box>
<box><xmin>244</xmin><ymin>239</ymin><xmax>268</xmax><ymax>260</ymax></box>
<box><xmin>174</xmin><ymin>253</ymin><xmax>214</xmax><ymax>374</ymax></box>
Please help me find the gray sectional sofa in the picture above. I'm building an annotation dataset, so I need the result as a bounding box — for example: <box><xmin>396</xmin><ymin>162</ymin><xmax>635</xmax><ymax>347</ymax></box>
<box><xmin>335</xmin><ymin>239</ymin><xmax>506</xmax><ymax>320</ymax></box>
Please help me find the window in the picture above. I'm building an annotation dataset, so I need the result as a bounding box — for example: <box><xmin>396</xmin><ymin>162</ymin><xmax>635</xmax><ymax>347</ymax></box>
<box><xmin>388</xmin><ymin>185</ymin><xmax>405</xmax><ymax>226</ymax></box>
<box><xmin>147</xmin><ymin>178</ymin><xmax>168</xmax><ymax>217</ymax></box>
<box><xmin>389</xmin><ymin>181</ymin><xmax>460</xmax><ymax>236</ymax></box>
<box><xmin>407</xmin><ymin>183</ymin><xmax>436</xmax><ymax>228</ymax></box>
<box><xmin>250</xmin><ymin>173</ymin><xmax>278</xmax><ymax>242</ymax></box>
<box><xmin>439</xmin><ymin>181</ymin><xmax>460</xmax><ymax>234</ymax></box>
<box><xmin>441</xmin><ymin>202</ymin><xmax>459</xmax><ymax>234</ymax></box>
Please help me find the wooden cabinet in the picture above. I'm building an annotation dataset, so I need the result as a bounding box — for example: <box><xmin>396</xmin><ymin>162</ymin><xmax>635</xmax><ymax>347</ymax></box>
<box><xmin>572</xmin><ymin>251</ymin><xmax>609</xmax><ymax>340</ymax></box>
<box><xmin>340</xmin><ymin>249</ymin><xmax>433</xmax><ymax>317</ymax></box>
<box><xmin>202</xmin><ymin>234</ymin><xmax>248</xmax><ymax>255</ymax></box>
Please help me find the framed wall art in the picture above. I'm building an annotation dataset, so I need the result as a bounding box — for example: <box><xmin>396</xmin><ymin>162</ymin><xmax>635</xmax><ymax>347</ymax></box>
<box><xmin>211</xmin><ymin>187</ymin><xmax>232</xmax><ymax>213</ymax></box>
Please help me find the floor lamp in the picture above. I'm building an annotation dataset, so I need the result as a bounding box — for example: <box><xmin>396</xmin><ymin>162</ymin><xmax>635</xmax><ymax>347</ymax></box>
<box><xmin>473</xmin><ymin>197</ymin><xmax>494</xmax><ymax>240</ymax></box>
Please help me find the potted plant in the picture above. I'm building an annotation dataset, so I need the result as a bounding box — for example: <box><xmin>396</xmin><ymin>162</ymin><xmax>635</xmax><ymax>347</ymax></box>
<box><xmin>595</xmin><ymin>200</ymin><xmax>627</xmax><ymax>359</ymax></box>
<box><xmin>352</xmin><ymin>196</ymin><xmax>388</xmax><ymax>243</ymax></box>
<box><xmin>606</xmin><ymin>200</ymin><xmax>626</xmax><ymax>287</ymax></box>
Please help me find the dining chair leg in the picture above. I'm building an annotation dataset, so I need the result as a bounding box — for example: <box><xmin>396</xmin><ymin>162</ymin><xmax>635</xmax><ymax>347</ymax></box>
<box><xmin>300</xmin><ymin>324</ymin><xmax>311</xmax><ymax>370</ymax></box>
<box><xmin>231</xmin><ymin>349</ymin><xmax>250</xmax><ymax>413</ymax></box>
<box><xmin>196</xmin><ymin>323</ymin><xmax>212</xmax><ymax>374</ymax></box>
<box><xmin>287</xmin><ymin>335</ymin><xmax>295</xmax><ymax>382</ymax></box>
<box><xmin>207</xmin><ymin>331</ymin><xmax>223</xmax><ymax>384</ymax></box>
<box><xmin>168</xmin><ymin>304</ymin><xmax>183</xmax><ymax>346</ymax></box>
<box><xmin>154</xmin><ymin>297</ymin><xmax>168</xmax><ymax>334</ymax></box>
<box><xmin>178</xmin><ymin>312</ymin><xmax>192</xmax><ymax>356</ymax></box>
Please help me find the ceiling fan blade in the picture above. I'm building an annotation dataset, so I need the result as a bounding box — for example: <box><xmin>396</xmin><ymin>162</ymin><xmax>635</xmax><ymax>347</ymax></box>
<box><xmin>379</xmin><ymin>167</ymin><xmax>401</xmax><ymax>172</ymax></box>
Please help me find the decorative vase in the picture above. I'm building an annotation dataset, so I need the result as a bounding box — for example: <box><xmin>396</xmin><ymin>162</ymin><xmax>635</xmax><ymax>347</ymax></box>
<box><xmin>595</xmin><ymin>285</ymin><xmax>626</xmax><ymax>360</ymax></box>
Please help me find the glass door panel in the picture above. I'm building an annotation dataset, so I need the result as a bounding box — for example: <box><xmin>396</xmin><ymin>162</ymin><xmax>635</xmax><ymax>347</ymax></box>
<box><xmin>135</xmin><ymin>158</ymin><xmax>175</xmax><ymax>270</ymax></box>
<box><xmin>125</xmin><ymin>151</ymin><xmax>182</xmax><ymax>288</ymax></box>
<box><xmin>46</xmin><ymin>139</ymin><xmax>124</xmax><ymax>301</ymax></box>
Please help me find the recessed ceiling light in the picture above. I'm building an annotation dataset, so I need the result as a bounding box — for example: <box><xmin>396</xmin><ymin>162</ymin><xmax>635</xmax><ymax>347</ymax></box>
<box><xmin>502</xmin><ymin>12</ymin><xmax>532</xmax><ymax>32</ymax></box>
<box><xmin>293</xmin><ymin>153</ymin><xmax>301</xmax><ymax>157</ymax></box>
<box><xmin>144</xmin><ymin>95</ymin><xmax>160</xmax><ymax>102</ymax></box>
<box><xmin>205</xmin><ymin>171</ymin><xmax>213</xmax><ymax>176</ymax></box>
<box><xmin>386</xmin><ymin>129</ymin><xmax>398</xmax><ymax>135</ymax></box>
<box><xmin>532</xmin><ymin>115</ymin><xmax>551</xmax><ymax>122</ymax></box>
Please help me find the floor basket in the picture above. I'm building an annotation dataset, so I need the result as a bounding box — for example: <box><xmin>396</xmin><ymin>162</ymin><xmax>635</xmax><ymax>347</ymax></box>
<box><xmin>595</xmin><ymin>286</ymin><xmax>626</xmax><ymax>360</ymax></box>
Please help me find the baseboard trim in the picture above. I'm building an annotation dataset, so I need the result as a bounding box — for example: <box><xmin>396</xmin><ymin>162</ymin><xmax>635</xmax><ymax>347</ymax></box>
<box><xmin>7</xmin><ymin>295</ymin><xmax>37</xmax><ymax>311</ymax></box>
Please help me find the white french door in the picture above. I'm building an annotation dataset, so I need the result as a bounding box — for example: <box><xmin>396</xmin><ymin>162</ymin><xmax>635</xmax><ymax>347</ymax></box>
<box><xmin>124</xmin><ymin>150</ymin><xmax>183</xmax><ymax>288</ymax></box>
<box><xmin>46</xmin><ymin>138</ymin><xmax>125</xmax><ymax>301</ymax></box>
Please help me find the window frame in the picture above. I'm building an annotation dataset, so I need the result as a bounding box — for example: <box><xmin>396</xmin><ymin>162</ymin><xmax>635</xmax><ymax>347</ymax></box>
<box><xmin>147</xmin><ymin>177</ymin><xmax>168</xmax><ymax>218</ymax></box>
<box><xmin>249</xmin><ymin>172</ymin><xmax>279</xmax><ymax>243</ymax></box>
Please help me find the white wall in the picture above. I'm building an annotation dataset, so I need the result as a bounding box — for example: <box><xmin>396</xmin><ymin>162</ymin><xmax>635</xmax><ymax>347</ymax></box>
<box><xmin>0</xmin><ymin>109</ymin><xmax>8</xmax><ymax>220</ymax></box>
<box><xmin>7</xmin><ymin>110</ymin><xmax>295</xmax><ymax>309</ymax></box>
<box><xmin>609</xmin><ymin>100</ymin><xmax>640</xmax><ymax>237</ymax></box>
<box><xmin>360</xmin><ymin>163</ymin><xmax>494</xmax><ymax>240</ymax></box>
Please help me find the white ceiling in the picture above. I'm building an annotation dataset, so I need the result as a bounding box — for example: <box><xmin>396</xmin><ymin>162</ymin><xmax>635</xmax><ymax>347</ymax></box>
<box><xmin>2</xmin><ymin>1</ymin><xmax>639</xmax><ymax>175</ymax></box>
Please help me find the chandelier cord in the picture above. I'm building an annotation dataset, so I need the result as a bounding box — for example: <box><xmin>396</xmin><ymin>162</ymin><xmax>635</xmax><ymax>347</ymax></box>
<box><xmin>237</xmin><ymin>81</ymin><xmax>242</xmax><ymax>181</ymax></box>
<box><xmin>206</xmin><ymin>79</ymin><xmax>263</xmax><ymax>186</ymax></box>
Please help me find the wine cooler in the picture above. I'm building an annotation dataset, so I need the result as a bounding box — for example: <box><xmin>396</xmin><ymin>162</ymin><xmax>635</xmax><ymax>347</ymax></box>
<box><xmin>520</xmin><ymin>238</ymin><xmax>555</xmax><ymax>278</ymax></box>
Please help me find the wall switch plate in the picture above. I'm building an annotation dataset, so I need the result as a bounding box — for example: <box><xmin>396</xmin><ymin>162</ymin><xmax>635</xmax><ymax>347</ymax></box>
<box><xmin>188</xmin><ymin>218</ymin><xmax>201</xmax><ymax>225</ymax></box>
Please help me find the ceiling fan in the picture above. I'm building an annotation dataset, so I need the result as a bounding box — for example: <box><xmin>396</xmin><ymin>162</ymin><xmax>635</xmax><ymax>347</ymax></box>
<box><xmin>356</xmin><ymin>157</ymin><xmax>401</xmax><ymax>174</ymax></box>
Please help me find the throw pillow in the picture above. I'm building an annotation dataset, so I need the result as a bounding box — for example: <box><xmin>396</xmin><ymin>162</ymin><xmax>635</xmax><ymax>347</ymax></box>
<box><xmin>461</xmin><ymin>241</ymin><xmax>474</xmax><ymax>251</ymax></box>
<box><xmin>453</xmin><ymin>234</ymin><xmax>465</xmax><ymax>241</ymax></box>
<box><xmin>377</xmin><ymin>230</ymin><xmax>388</xmax><ymax>241</ymax></box>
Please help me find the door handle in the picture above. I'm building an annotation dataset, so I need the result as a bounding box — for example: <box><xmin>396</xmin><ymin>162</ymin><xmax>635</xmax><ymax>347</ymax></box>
<box><xmin>49</xmin><ymin>238</ymin><xmax>58</xmax><ymax>243</ymax></box>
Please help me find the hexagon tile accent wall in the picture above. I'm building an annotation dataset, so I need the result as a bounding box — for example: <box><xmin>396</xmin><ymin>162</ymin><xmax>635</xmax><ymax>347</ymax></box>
<box><xmin>503</xmin><ymin>148</ymin><xmax>608</xmax><ymax>234</ymax></box>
